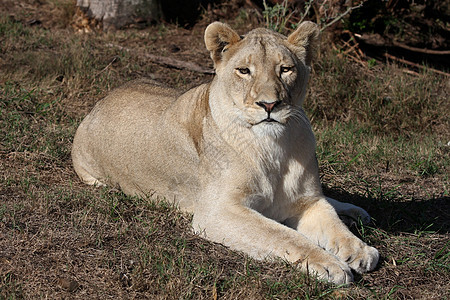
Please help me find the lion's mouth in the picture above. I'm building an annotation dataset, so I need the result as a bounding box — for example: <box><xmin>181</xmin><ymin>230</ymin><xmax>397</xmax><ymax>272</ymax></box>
<box><xmin>255</xmin><ymin>118</ymin><xmax>280</xmax><ymax>125</ymax></box>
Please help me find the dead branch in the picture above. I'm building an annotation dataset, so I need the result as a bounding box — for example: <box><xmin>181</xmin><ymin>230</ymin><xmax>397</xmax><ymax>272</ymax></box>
<box><xmin>392</xmin><ymin>41</ymin><xmax>450</xmax><ymax>55</ymax></box>
<box><xmin>384</xmin><ymin>53</ymin><xmax>450</xmax><ymax>77</ymax></box>
<box><xmin>356</xmin><ymin>34</ymin><xmax>450</xmax><ymax>55</ymax></box>
<box><xmin>107</xmin><ymin>43</ymin><xmax>215</xmax><ymax>75</ymax></box>
<box><xmin>344</xmin><ymin>30</ymin><xmax>365</xmax><ymax>58</ymax></box>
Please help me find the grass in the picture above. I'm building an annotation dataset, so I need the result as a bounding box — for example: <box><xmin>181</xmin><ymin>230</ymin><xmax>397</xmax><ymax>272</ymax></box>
<box><xmin>1</xmin><ymin>1</ymin><xmax>449</xmax><ymax>299</ymax></box>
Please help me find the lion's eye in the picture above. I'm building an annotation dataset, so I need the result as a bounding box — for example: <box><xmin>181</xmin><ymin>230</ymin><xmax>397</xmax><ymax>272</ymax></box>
<box><xmin>237</xmin><ymin>68</ymin><xmax>250</xmax><ymax>75</ymax></box>
<box><xmin>280</xmin><ymin>66</ymin><xmax>293</xmax><ymax>74</ymax></box>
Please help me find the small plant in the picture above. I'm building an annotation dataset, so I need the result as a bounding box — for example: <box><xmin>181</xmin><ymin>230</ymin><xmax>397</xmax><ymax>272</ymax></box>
<box><xmin>430</xmin><ymin>240</ymin><xmax>450</xmax><ymax>271</ymax></box>
<box><xmin>262</xmin><ymin>0</ymin><xmax>294</xmax><ymax>33</ymax></box>
<box><xmin>413</xmin><ymin>153</ymin><xmax>439</xmax><ymax>177</ymax></box>
<box><xmin>262</xmin><ymin>0</ymin><xmax>366</xmax><ymax>34</ymax></box>
<box><xmin>368</xmin><ymin>58</ymin><xmax>377</xmax><ymax>68</ymax></box>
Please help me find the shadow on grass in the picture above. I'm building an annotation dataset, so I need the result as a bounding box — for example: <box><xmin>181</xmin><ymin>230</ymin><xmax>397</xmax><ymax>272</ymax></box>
<box><xmin>323</xmin><ymin>186</ymin><xmax>450</xmax><ymax>234</ymax></box>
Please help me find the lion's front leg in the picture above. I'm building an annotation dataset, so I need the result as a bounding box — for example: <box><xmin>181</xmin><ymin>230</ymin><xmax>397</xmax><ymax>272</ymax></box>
<box><xmin>288</xmin><ymin>198</ymin><xmax>379</xmax><ymax>274</ymax></box>
<box><xmin>192</xmin><ymin>193</ymin><xmax>354</xmax><ymax>284</ymax></box>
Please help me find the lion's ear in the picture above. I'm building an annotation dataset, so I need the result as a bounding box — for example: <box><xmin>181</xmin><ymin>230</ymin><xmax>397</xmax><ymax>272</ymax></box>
<box><xmin>204</xmin><ymin>22</ymin><xmax>241</xmax><ymax>67</ymax></box>
<box><xmin>287</xmin><ymin>21</ymin><xmax>320</xmax><ymax>66</ymax></box>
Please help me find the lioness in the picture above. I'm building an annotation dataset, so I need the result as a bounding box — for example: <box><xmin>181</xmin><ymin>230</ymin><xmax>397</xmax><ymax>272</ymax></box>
<box><xmin>72</xmin><ymin>22</ymin><xmax>379</xmax><ymax>284</ymax></box>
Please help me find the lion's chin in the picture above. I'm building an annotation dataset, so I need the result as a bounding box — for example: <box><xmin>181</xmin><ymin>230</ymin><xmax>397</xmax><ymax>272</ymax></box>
<box><xmin>251</xmin><ymin>120</ymin><xmax>286</xmax><ymax>137</ymax></box>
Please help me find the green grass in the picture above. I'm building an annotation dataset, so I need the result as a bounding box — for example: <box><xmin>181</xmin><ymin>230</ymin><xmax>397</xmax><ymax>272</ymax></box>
<box><xmin>1</xmin><ymin>3</ymin><xmax>449</xmax><ymax>299</ymax></box>
<box><xmin>315</xmin><ymin>122</ymin><xmax>449</xmax><ymax>179</ymax></box>
<box><xmin>309</xmin><ymin>51</ymin><xmax>448</xmax><ymax>135</ymax></box>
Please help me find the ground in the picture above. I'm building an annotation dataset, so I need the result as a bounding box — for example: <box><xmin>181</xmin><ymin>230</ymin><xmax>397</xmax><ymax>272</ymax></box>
<box><xmin>1</xmin><ymin>0</ymin><xmax>449</xmax><ymax>299</ymax></box>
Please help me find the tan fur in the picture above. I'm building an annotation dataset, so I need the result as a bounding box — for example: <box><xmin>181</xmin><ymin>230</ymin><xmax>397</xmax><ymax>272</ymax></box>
<box><xmin>72</xmin><ymin>22</ymin><xmax>378</xmax><ymax>284</ymax></box>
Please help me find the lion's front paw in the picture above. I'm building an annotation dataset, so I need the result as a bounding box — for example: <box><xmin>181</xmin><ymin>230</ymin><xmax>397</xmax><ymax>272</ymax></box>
<box><xmin>334</xmin><ymin>240</ymin><xmax>379</xmax><ymax>274</ymax></box>
<box><xmin>326</xmin><ymin>197</ymin><xmax>371</xmax><ymax>225</ymax></box>
<box><xmin>299</xmin><ymin>252</ymin><xmax>354</xmax><ymax>285</ymax></box>
<box><xmin>346</xmin><ymin>245</ymin><xmax>379</xmax><ymax>273</ymax></box>
<box><xmin>338</xmin><ymin>204</ymin><xmax>371</xmax><ymax>225</ymax></box>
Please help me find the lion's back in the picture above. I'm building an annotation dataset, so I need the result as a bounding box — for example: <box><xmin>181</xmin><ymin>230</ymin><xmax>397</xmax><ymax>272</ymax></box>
<box><xmin>71</xmin><ymin>79</ymin><xmax>189</xmax><ymax>194</ymax></box>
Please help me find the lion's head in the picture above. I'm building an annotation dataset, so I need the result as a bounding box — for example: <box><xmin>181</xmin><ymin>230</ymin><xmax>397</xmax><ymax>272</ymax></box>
<box><xmin>205</xmin><ymin>22</ymin><xmax>319</xmax><ymax>137</ymax></box>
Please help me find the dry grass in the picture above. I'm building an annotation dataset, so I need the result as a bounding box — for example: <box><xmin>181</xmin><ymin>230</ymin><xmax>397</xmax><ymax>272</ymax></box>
<box><xmin>1</xmin><ymin>1</ymin><xmax>449</xmax><ymax>299</ymax></box>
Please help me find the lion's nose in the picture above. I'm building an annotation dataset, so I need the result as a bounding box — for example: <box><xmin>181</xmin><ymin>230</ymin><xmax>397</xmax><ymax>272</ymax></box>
<box><xmin>256</xmin><ymin>100</ymin><xmax>281</xmax><ymax>113</ymax></box>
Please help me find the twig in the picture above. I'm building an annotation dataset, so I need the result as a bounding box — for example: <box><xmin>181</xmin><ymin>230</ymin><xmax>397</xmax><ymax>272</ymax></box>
<box><xmin>342</xmin><ymin>41</ymin><xmax>360</xmax><ymax>58</ymax></box>
<box><xmin>107</xmin><ymin>43</ymin><xmax>215</xmax><ymax>75</ymax></box>
<box><xmin>347</xmin><ymin>54</ymin><xmax>369</xmax><ymax>68</ymax></box>
<box><xmin>96</xmin><ymin>56</ymin><xmax>119</xmax><ymax>76</ymax></box>
<box><xmin>320</xmin><ymin>2</ymin><xmax>364</xmax><ymax>32</ymax></box>
<box><xmin>341</xmin><ymin>39</ymin><xmax>362</xmax><ymax>60</ymax></box>
<box><xmin>344</xmin><ymin>30</ymin><xmax>365</xmax><ymax>57</ymax></box>
<box><xmin>384</xmin><ymin>53</ymin><xmax>450</xmax><ymax>77</ymax></box>
<box><xmin>331</xmin><ymin>43</ymin><xmax>343</xmax><ymax>58</ymax></box>
<box><xmin>298</xmin><ymin>0</ymin><xmax>313</xmax><ymax>24</ymax></box>
<box><xmin>400</xmin><ymin>69</ymin><xmax>420</xmax><ymax>76</ymax></box>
